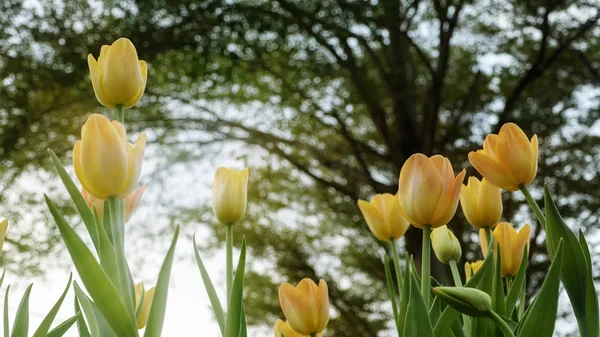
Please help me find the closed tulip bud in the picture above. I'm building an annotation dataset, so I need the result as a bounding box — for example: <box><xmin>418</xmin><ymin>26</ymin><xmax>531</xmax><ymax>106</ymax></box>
<box><xmin>212</xmin><ymin>167</ymin><xmax>249</xmax><ymax>225</ymax></box>
<box><xmin>279</xmin><ymin>279</ymin><xmax>329</xmax><ymax>335</ymax></box>
<box><xmin>480</xmin><ymin>222</ymin><xmax>530</xmax><ymax>277</ymax></box>
<box><xmin>433</xmin><ymin>286</ymin><xmax>492</xmax><ymax>317</ymax></box>
<box><xmin>82</xmin><ymin>185</ymin><xmax>147</xmax><ymax>223</ymax></box>
<box><xmin>135</xmin><ymin>283</ymin><xmax>155</xmax><ymax>329</ymax></box>
<box><xmin>430</xmin><ymin>225</ymin><xmax>462</xmax><ymax>264</ymax></box>
<box><xmin>465</xmin><ymin>260</ymin><xmax>484</xmax><ymax>281</ymax></box>
<box><xmin>74</xmin><ymin>114</ymin><xmax>146</xmax><ymax>200</ymax></box>
<box><xmin>357</xmin><ymin>193</ymin><xmax>410</xmax><ymax>241</ymax></box>
<box><xmin>0</xmin><ymin>219</ymin><xmax>7</xmax><ymax>252</ymax></box>
<box><xmin>468</xmin><ymin>123</ymin><xmax>538</xmax><ymax>191</ymax></box>
<box><xmin>460</xmin><ymin>177</ymin><xmax>503</xmax><ymax>228</ymax></box>
<box><xmin>398</xmin><ymin>154</ymin><xmax>466</xmax><ymax>228</ymax></box>
<box><xmin>87</xmin><ymin>38</ymin><xmax>147</xmax><ymax>110</ymax></box>
<box><xmin>274</xmin><ymin>319</ymin><xmax>323</xmax><ymax>337</ymax></box>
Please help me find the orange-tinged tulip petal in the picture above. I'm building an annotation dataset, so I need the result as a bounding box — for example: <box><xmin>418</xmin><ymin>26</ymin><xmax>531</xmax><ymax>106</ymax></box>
<box><xmin>279</xmin><ymin>279</ymin><xmax>329</xmax><ymax>335</ymax></box>
<box><xmin>358</xmin><ymin>193</ymin><xmax>410</xmax><ymax>241</ymax></box>
<box><xmin>465</xmin><ymin>260</ymin><xmax>484</xmax><ymax>281</ymax></box>
<box><xmin>460</xmin><ymin>177</ymin><xmax>503</xmax><ymax>228</ymax></box>
<box><xmin>431</xmin><ymin>225</ymin><xmax>462</xmax><ymax>264</ymax></box>
<box><xmin>469</xmin><ymin>123</ymin><xmax>538</xmax><ymax>191</ymax></box>
<box><xmin>134</xmin><ymin>283</ymin><xmax>155</xmax><ymax>329</ymax></box>
<box><xmin>212</xmin><ymin>167</ymin><xmax>249</xmax><ymax>225</ymax></box>
<box><xmin>82</xmin><ymin>185</ymin><xmax>146</xmax><ymax>222</ymax></box>
<box><xmin>274</xmin><ymin>319</ymin><xmax>323</xmax><ymax>337</ymax></box>
<box><xmin>398</xmin><ymin>154</ymin><xmax>465</xmax><ymax>228</ymax></box>
<box><xmin>480</xmin><ymin>222</ymin><xmax>530</xmax><ymax>276</ymax></box>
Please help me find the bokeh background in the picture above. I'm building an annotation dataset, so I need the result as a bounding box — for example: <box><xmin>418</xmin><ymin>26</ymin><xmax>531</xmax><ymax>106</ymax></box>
<box><xmin>0</xmin><ymin>0</ymin><xmax>599</xmax><ymax>336</ymax></box>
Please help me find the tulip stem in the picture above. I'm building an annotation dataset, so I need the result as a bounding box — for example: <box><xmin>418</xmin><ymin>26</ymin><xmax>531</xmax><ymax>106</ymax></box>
<box><xmin>226</xmin><ymin>223</ymin><xmax>233</xmax><ymax>305</ymax></box>
<box><xmin>108</xmin><ymin>197</ymin><xmax>135</xmax><ymax>316</ymax></box>
<box><xmin>519</xmin><ymin>184</ymin><xmax>546</xmax><ymax>229</ymax></box>
<box><xmin>449</xmin><ymin>259</ymin><xmax>462</xmax><ymax>287</ymax></box>
<box><xmin>311</xmin><ymin>334</ymin><xmax>318</xmax><ymax>337</ymax></box>
<box><xmin>488</xmin><ymin>310</ymin><xmax>516</xmax><ymax>337</ymax></box>
<box><xmin>389</xmin><ymin>240</ymin><xmax>404</xmax><ymax>294</ymax></box>
<box><xmin>421</xmin><ymin>225</ymin><xmax>431</xmax><ymax>307</ymax></box>
<box><xmin>115</xmin><ymin>104</ymin><xmax>125</xmax><ymax>124</ymax></box>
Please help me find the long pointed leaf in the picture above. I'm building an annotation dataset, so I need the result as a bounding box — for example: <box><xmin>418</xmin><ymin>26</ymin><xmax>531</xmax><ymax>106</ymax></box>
<box><xmin>193</xmin><ymin>234</ymin><xmax>225</xmax><ymax>336</ymax></box>
<box><xmin>579</xmin><ymin>230</ymin><xmax>599</xmax><ymax>337</ymax></box>
<box><xmin>32</xmin><ymin>274</ymin><xmax>73</xmax><ymax>337</ymax></box>
<box><xmin>45</xmin><ymin>195</ymin><xmax>137</xmax><ymax>337</ymax></box>
<box><xmin>225</xmin><ymin>237</ymin><xmax>247</xmax><ymax>337</ymax></box>
<box><xmin>10</xmin><ymin>283</ymin><xmax>33</xmax><ymax>337</ymax></box>
<box><xmin>46</xmin><ymin>313</ymin><xmax>81</xmax><ymax>337</ymax></box>
<box><xmin>403</xmin><ymin>272</ymin><xmax>434</xmax><ymax>337</ymax></box>
<box><xmin>506</xmin><ymin>250</ymin><xmax>527</xmax><ymax>316</ymax></box>
<box><xmin>74</xmin><ymin>297</ymin><xmax>91</xmax><ymax>337</ymax></box>
<box><xmin>73</xmin><ymin>282</ymin><xmax>101</xmax><ymax>337</ymax></box>
<box><xmin>4</xmin><ymin>285</ymin><xmax>10</xmax><ymax>337</ymax></box>
<box><xmin>143</xmin><ymin>226</ymin><xmax>180</xmax><ymax>337</ymax></box>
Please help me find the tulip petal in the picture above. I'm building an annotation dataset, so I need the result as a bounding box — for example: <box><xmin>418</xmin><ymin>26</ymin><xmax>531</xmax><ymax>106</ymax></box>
<box><xmin>117</xmin><ymin>132</ymin><xmax>146</xmax><ymax>199</ymax></box>
<box><xmin>103</xmin><ymin>38</ymin><xmax>145</xmax><ymax>107</ymax></box>
<box><xmin>431</xmin><ymin>169</ymin><xmax>465</xmax><ymax>227</ymax></box>
<box><xmin>497</xmin><ymin>123</ymin><xmax>534</xmax><ymax>185</ymax></box>
<box><xmin>358</xmin><ymin>200</ymin><xmax>387</xmax><ymax>241</ymax></box>
<box><xmin>468</xmin><ymin>151</ymin><xmax>518</xmax><ymax>191</ymax></box>
<box><xmin>527</xmin><ymin>134</ymin><xmax>539</xmax><ymax>185</ymax></box>
<box><xmin>87</xmin><ymin>54</ymin><xmax>114</xmax><ymax>110</ymax></box>
<box><xmin>398</xmin><ymin>154</ymin><xmax>443</xmax><ymax>227</ymax></box>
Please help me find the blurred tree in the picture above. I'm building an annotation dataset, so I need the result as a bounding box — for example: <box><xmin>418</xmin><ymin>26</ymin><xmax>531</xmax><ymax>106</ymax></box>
<box><xmin>1</xmin><ymin>0</ymin><xmax>600</xmax><ymax>335</ymax></box>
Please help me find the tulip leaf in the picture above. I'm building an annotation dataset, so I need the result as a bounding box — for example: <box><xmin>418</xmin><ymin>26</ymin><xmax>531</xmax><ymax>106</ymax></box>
<box><xmin>397</xmin><ymin>256</ymin><xmax>412</xmax><ymax>333</ymax></box>
<box><xmin>225</xmin><ymin>237</ymin><xmax>247</xmax><ymax>337</ymax></box>
<box><xmin>4</xmin><ymin>285</ymin><xmax>10</xmax><ymax>337</ymax></box>
<box><xmin>383</xmin><ymin>254</ymin><xmax>400</xmax><ymax>332</ymax></box>
<box><xmin>143</xmin><ymin>225</ymin><xmax>180</xmax><ymax>337</ymax></box>
<box><xmin>516</xmin><ymin>239</ymin><xmax>563</xmax><ymax>337</ymax></box>
<box><xmin>45</xmin><ymin>195</ymin><xmax>137</xmax><ymax>337</ymax></box>
<box><xmin>74</xmin><ymin>297</ymin><xmax>91</xmax><ymax>337</ymax></box>
<box><xmin>48</xmin><ymin>149</ymin><xmax>99</xmax><ymax>251</ymax></box>
<box><xmin>11</xmin><ymin>283</ymin><xmax>33</xmax><ymax>337</ymax></box>
<box><xmin>46</xmin><ymin>313</ymin><xmax>81</xmax><ymax>337</ymax></box>
<box><xmin>505</xmin><ymin>250</ymin><xmax>527</xmax><ymax>317</ymax></box>
<box><xmin>73</xmin><ymin>282</ymin><xmax>101</xmax><ymax>337</ymax></box>
<box><xmin>92</xmin><ymin>208</ymin><xmax>119</xmax><ymax>286</ymax></box>
<box><xmin>31</xmin><ymin>273</ymin><xmax>73</xmax><ymax>337</ymax></box>
<box><xmin>543</xmin><ymin>186</ymin><xmax>587</xmax><ymax>320</ymax></box>
<box><xmin>579</xmin><ymin>230</ymin><xmax>599</xmax><ymax>337</ymax></box>
<box><xmin>193</xmin><ymin>233</ymin><xmax>226</xmax><ymax>336</ymax></box>
<box><xmin>429</xmin><ymin>295</ymin><xmax>441</xmax><ymax>323</ymax></box>
<box><xmin>0</xmin><ymin>271</ymin><xmax>5</xmax><ymax>289</ymax></box>
<box><xmin>491</xmin><ymin>245</ymin><xmax>505</xmax><ymax>337</ymax></box>
<box><xmin>402</xmin><ymin>272</ymin><xmax>434</xmax><ymax>337</ymax></box>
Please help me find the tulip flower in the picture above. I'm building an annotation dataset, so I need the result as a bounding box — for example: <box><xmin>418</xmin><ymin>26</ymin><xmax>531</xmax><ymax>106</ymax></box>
<box><xmin>468</xmin><ymin>123</ymin><xmax>538</xmax><ymax>191</ymax></box>
<box><xmin>431</xmin><ymin>225</ymin><xmax>462</xmax><ymax>264</ymax></box>
<box><xmin>480</xmin><ymin>222</ymin><xmax>530</xmax><ymax>276</ymax></box>
<box><xmin>465</xmin><ymin>260</ymin><xmax>484</xmax><ymax>281</ymax></box>
<box><xmin>357</xmin><ymin>193</ymin><xmax>410</xmax><ymax>241</ymax></box>
<box><xmin>460</xmin><ymin>177</ymin><xmax>503</xmax><ymax>228</ymax></box>
<box><xmin>82</xmin><ymin>185</ymin><xmax>147</xmax><ymax>222</ymax></box>
<box><xmin>274</xmin><ymin>319</ymin><xmax>323</xmax><ymax>337</ymax></box>
<box><xmin>279</xmin><ymin>278</ymin><xmax>329</xmax><ymax>335</ymax></box>
<box><xmin>87</xmin><ymin>38</ymin><xmax>147</xmax><ymax>110</ymax></box>
<box><xmin>73</xmin><ymin>114</ymin><xmax>146</xmax><ymax>200</ymax></box>
<box><xmin>212</xmin><ymin>167</ymin><xmax>249</xmax><ymax>225</ymax></box>
<box><xmin>398</xmin><ymin>154</ymin><xmax>466</xmax><ymax>228</ymax></box>
<box><xmin>0</xmin><ymin>219</ymin><xmax>7</xmax><ymax>252</ymax></box>
<box><xmin>135</xmin><ymin>283</ymin><xmax>155</xmax><ymax>329</ymax></box>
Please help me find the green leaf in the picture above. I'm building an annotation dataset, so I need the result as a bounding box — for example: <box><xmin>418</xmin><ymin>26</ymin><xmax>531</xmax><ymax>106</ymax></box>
<box><xmin>74</xmin><ymin>297</ymin><xmax>91</xmax><ymax>337</ymax></box>
<box><xmin>383</xmin><ymin>254</ymin><xmax>400</xmax><ymax>334</ymax></box>
<box><xmin>402</xmin><ymin>272</ymin><xmax>434</xmax><ymax>337</ymax></box>
<box><xmin>143</xmin><ymin>225</ymin><xmax>180</xmax><ymax>337</ymax></box>
<box><xmin>0</xmin><ymin>271</ymin><xmax>5</xmax><ymax>289</ymax></box>
<box><xmin>4</xmin><ymin>285</ymin><xmax>10</xmax><ymax>337</ymax></box>
<box><xmin>32</xmin><ymin>274</ymin><xmax>73</xmax><ymax>337</ymax></box>
<box><xmin>48</xmin><ymin>149</ymin><xmax>99</xmax><ymax>251</ymax></box>
<box><xmin>579</xmin><ymin>230</ymin><xmax>599</xmax><ymax>337</ymax></box>
<box><xmin>46</xmin><ymin>313</ymin><xmax>81</xmax><ymax>337</ymax></box>
<box><xmin>225</xmin><ymin>237</ymin><xmax>247</xmax><ymax>337</ymax></box>
<box><xmin>193</xmin><ymin>233</ymin><xmax>225</xmax><ymax>336</ymax></box>
<box><xmin>505</xmin><ymin>250</ymin><xmax>527</xmax><ymax>317</ymax></box>
<box><xmin>433</xmin><ymin>307</ymin><xmax>460</xmax><ymax>337</ymax></box>
<box><xmin>73</xmin><ymin>282</ymin><xmax>101</xmax><ymax>337</ymax></box>
<box><xmin>45</xmin><ymin>195</ymin><xmax>137</xmax><ymax>337</ymax></box>
<box><xmin>92</xmin><ymin>208</ymin><xmax>119</xmax><ymax>286</ymax></box>
<box><xmin>11</xmin><ymin>283</ymin><xmax>33</xmax><ymax>337</ymax></box>
<box><xmin>516</xmin><ymin>239</ymin><xmax>563</xmax><ymax>337</ymax></box>
<box><xmin>396</xmin><ymin>256</ymin><xmax>412</xmax><ymax>333</ymax></box>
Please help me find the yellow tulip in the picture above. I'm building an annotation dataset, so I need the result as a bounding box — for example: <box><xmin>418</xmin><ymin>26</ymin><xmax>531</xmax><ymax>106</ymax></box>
<box><xmin>468</xmin><ymin>123</ymin><xmax>538</xmax><ymax>191</ymax></box>
<box><xmin>274</xmin><ymin>319</ymin><xmax>323</xmax><ymax>337</ymax></box>
<box><xmin>480</xmin><ymin>222</ymin><xmax>530</xmax><ymax>276</ymax></box>
<box><xmin>135</xmin><ymin>283</ymin><xmax>155</xmax><ymax>329</ymax></box>
<box><xmin>0</xmin><ymin>219</ymin><xmax>7</xmax><ymax>252</ymax></box>
<box><xmin>398</xmin><ymin>154</ymin><xmax>466</xmax><ymax>228</ymax></box>
<box><xmin>464</xmin><ymin>260</ymin><xmax>484</xmax><ymax>281</ymax></box>
<box><xmin>357</xmin><ymin>193</ymin><xmax>410</xmax><ymax>241</ymax></box>
<box><xmin>430</xmin><ymin>225</ymin><xmax>462</xmax><ymax>264</ymax></box>
<box><xmin>212</xmin><ymin>167</ymin><xmax>249</xmax><ymax>225</ymax></box>
<box><xmin>73</xmin><ymin>114</ymin><xmax>146</xmax><ymax>200</ymax></box>
<box><xmin>279</xmin><ymin>278</ymin><xmax>329</xmax><ymax>335</ymax></box>
<box><xmin>88</xmin><ymin>38</ymin><xmax>147</xmax><ymax>110</ymax></box>
<box><xmin>459</xmin><ymin>177</ymin><xmax>503</xmax><ymax>228</ymax></box>
<box><xmin>82</xmin><ymin>185</ymin><xmax>147</xmax><ymax>222</ymax></box>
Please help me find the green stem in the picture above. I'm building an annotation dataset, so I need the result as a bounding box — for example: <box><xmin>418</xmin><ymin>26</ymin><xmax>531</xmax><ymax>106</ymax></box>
<box><xmin>421</xmin><ymin>225</ymin><xmax>431</xmax><ymax>307</ymax></box>
<box><xmin>488</xmin><ymin>310</ymin><xmax>516</xmax><ymax>337</ymax></box>
<box><xmin>108</xmin><ymin>197</ymin><xmax>135</xmax><ymax>316</ymax></box>
<box><xmin>115</xmin><ymin>104</ymin><xmax>125</xmax><ymax>123</ymax></box>
<box><xmin>484</xmin><ymin>227</ymin><xmax>492</xmax><ymax>253</ymax></box>
<box><xmin>448</xmin><ymin>259</ymin><xmax>462</xmax><ymax>287</ymax></box>
<box><xmin>519</xmin><ymin>184</ymin><xmax>546</xmax><ymax>229</ymax></box>
<box><xmin>390</xmin><ymin>240</ymin><xmax>404</xmax><ymax>294</ymax></box>
<box><xmin>310</xmin><ymin>333</ymin><xmax>318</xmax><ymax>337</ymax></box>
<box><xmin>226</xmin><ymin>223</ymin><xmax>233</xmax><ymax>305</ymax></box>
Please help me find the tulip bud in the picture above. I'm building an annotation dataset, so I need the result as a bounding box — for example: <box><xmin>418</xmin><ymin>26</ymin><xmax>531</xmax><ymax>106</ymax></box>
<box><xmin>468</xmin><ymin>123</ymin><xmax>538</xmax><ymax>191</ymax></box>
<box><xmin>87</xmin><ymin>38</ymin><xmax>147</xmax><ymax>110</ymax></box>
<box><xmin>73</xmin><ymin>114</ymin><xmax>146</xmax><ymax>200</ymax></box>
<box><xmin>465</xmin><ymin>260</ymin><xmax>484</xmax><ymax>281</ymax></box>
<box><xmin>430</xmin><ymin>225</ymin><xmax>462</xmax><ymax>264</ymax></box>
<box><xmin>82</xmin><ymin>185</ymin><xmax>147</xmax><ymax>223</ymax></box>
<box><xmin>357</xmin><ymin>193</ymin><xmax>410</xmax><ymax>241</ymax></box>
<box><xmin>135</xmin><ymin>283</ymin><xmax>155</xmax><ymax>329</ymax></box>
<box><xmin>433</xmin><ymin>286</ymin><xmax>492</xmax><ymax>317</ymax></box>
<box><xmin>274</xmin><ymin>319</ymin><xmax>323</xmax><ymax>337</ymax></box>
<box><xmin>398</xmin><ymin>154</ymin><xmax>466</xmax><ymax>228</ymax></box>
<box><xmin>459</xmin><ymin>177</ymin><xmax>503</xmax><ymax>228</ymax></box>
<box><xmin>0</xmin><ymin>219</ymin><xmax>7</xmax><ymax>252</ymax></box>
<box><xmin>279</xmin><ymin>279</ymin><xmax>329</xmax><ymax>335</ymax></box>
<box><xmin>212</xmin><ymin>167</ymin><xmax>249</xmax><ymax>225</ymax></box>
<box><xmin>480</xmin><ymin>222</ymin><xmax>530</xmax><ymax>276</ymax></box>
